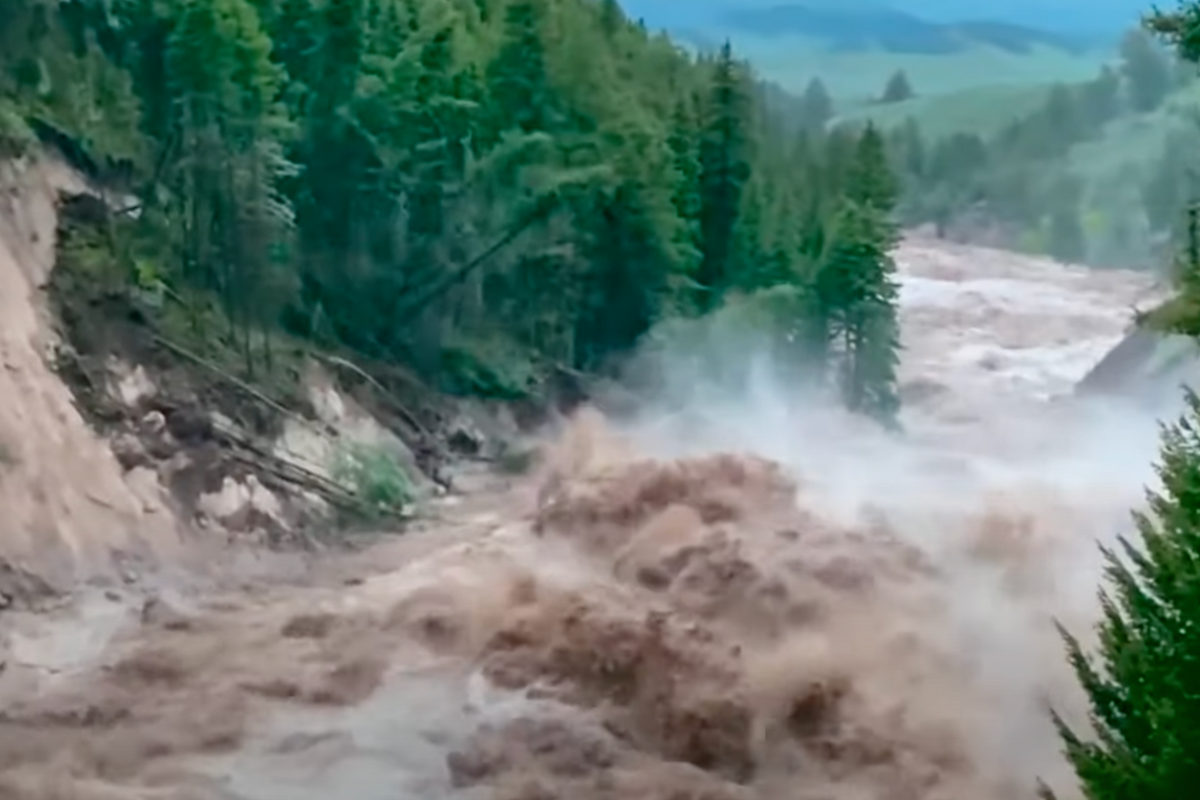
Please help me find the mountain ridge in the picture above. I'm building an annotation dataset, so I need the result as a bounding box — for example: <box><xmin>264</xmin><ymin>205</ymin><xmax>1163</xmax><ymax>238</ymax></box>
<box><xmin>621</xmin><ymin>0</ymin><xmax>1142</xmax><ymax>45</ymax></box>
<box><xmin>717</xmin><ymin>3</ymin><xmax>1099</xmax><ymax>55</ymax></box>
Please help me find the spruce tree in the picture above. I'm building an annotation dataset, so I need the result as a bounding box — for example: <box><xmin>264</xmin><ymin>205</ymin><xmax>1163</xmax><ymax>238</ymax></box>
<box><xmin>696</xmin><ymin>40</ymin><xmax>751</xmax><ymax>311</ymax></box>
<box><xmin>1042</xmin><ymin>385</ymin><xmax>1200</xmax><ymax>800</ymax></box>
<box><xmin>880</xmin><ymin>69</ymin><xmax>914</xmax><ymax>104</ymax></box>
<box><xmin>816</xmin><ymin>200</ymin><xmax>901</xmax><ymax>426</ymax></box>
<box><xmin>845</xmin><ymin>122</ymin><xmax>899</xmax><ymax>224</ymax></box>
<box><xmin>1120</xmin><ymin>27</ymin><xmax>1172</xmax><ymax>112</ymax></box>
<box><xmin>486</xmin><ymin>0</ymin><xmax>552</xmax><ymax>135</ymax></box>
<box><xmin>799</xmin><ymin>76</ymin><xmax>833</xmax><ymax>131</ymax></box>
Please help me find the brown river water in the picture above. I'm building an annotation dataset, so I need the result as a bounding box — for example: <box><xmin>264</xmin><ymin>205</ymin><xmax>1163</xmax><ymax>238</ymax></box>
<box><xmin>0</xmin><ymin>235</ymin><xmax>1176</xmax><ymax>800</ymax></box>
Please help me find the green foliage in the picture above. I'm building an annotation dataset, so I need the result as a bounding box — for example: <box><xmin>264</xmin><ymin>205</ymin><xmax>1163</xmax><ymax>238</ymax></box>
<box><xmin>798</xmin><ymin>77</ymin><xmax>833</xmax><ymax>131</ymax></box>
<box><xmin>439</xmin><ymin>333</ymin><xmax>537</xmax><ymax>399</ymax></box>
<box><xmin>879</xmin><ymin>69</ymin><xmax>914</xmax><ymax>104</ymax></box>
<box><xmin>815</xmin><ymin>197</ymin><xmax>901</xmax><ymax>426</ymax></box>
<box><xmin>0</xmin><ymin>99</ymin><xmax>34</xmax><ymax>157</ymax></box>
<box><xmin>0</xmin><ymin>0</ymin><xmax>906</xmax><ymax>426</ymax></box>
<box><xmin>332</xmin><ymin>441</ymin><xmax>414</xmax><ymax>519</ymax></box>
<box><xmin>1121</xmin><ymin>27</ymin><xmax>1175</xmax><ymax>113</ymax></box>
<box><xmin>1043</xmin><ymin>386</ymin><xmax>1200</xmax><ymax>800</ymax></box>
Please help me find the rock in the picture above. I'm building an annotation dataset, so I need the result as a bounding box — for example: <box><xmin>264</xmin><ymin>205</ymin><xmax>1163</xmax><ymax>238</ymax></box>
<box><xmin>447</xmin><ymin>415</ymin><xmax>485</xmax><ymax>455</ymax></box>
<box><xmin>196</xmin><ymin>475</ymin><xmax>286</xmax><ymax>533</ymax></box>
<box><xmin>107</xmin><ymin>359</ymin><xmax>157</xmax><ymax>409</ymax></box>
<box><xmin>110</xmin><ymin>432</ymin><xmax>150</xmax><ymax>471</ymax></box>
<box><xmin>141</xmin><ymin>410</ymin><xmax>166</xmax><ymax>435</ymax></box>
<box><xmin>196</xmin><ymin>477</ymin><xmax>253</xmax><ymax>529</ymax></box>
<box><xmin>140</xmin><ymin>593</ymin><xmax>192</xmax><ymax>630</ymax></box>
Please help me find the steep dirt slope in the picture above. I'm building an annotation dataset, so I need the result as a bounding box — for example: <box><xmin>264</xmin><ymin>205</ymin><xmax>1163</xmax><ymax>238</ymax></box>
<box><xmin>0</xmin><ymin>158</ymin><xmax>180</xmax><ymax>600</ymax></box>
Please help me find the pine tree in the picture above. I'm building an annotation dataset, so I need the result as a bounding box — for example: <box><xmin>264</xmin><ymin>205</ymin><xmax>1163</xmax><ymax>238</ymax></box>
<box><xmin>798</xmin><ymin>76</ymin><xmax>833</xmax><ymax>131</ymax></box>
<box><xmin>486</xmin><ymin>0</ymin><xmax>552</xmax><ymax>135</ymax></box>
<box><xmin>696</xmin><ymin>40</ymin><xmax>751</xmax><ymax>311</ymax></box>
<box><xmin>845</xmin><ymin>123</ymin><xmax>898</xmax><ymax>237</ymax></box>
<box><xmin>1041</xmin><ymin>384</ymin><xmax>1200</xmax><ymax>800</ymax></box>
<box><xmin>880</xmin><ymin>69</ymin><xmax>914</xmax><ymax>104</ymax></box>
<box><xmin>667</xmin><ymin>95</ymin><xmax>703</xmax><ymax>278</ymax></box>
<box><xmin>816</xmin><ymin>200</ymin><xmax>901</xmax><ymax>426</ymax></box>
<box><xmin>1080</xmin><ymin>65</ymin><xmax>1123</xmax><ymax>127</ymax></box>
<box><xmin>1120</xmin><ymin>27</ymin><xmax>1173</xmax><ymax>112</ymax></box>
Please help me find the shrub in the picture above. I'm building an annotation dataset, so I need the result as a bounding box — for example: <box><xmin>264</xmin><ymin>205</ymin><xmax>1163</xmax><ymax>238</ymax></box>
<box><xmin>332</xmin><ymin>442</ymin><xmax>414</xmax><ymax>520</ymax></box>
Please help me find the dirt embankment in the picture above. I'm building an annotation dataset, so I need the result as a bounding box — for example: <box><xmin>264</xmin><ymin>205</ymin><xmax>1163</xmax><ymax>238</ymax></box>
<box><xmin>0</xmin><ymin>158</ymin><xmax>181</xmax><ymax>601</ymax></box>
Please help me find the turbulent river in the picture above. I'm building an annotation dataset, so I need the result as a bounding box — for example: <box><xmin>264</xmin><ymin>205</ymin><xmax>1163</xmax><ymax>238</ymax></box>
<box><xmin>0</xmin><ymin>235</ymin><xmax>1176</xmax><ymax>800</ymax></box>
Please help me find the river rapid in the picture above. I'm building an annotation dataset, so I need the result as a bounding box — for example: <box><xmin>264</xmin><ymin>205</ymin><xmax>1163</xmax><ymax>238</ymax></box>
<box><xmin>0</xmin><ymin>236</ymin><xmax>1175</xmax><ymax>800</ymax></box>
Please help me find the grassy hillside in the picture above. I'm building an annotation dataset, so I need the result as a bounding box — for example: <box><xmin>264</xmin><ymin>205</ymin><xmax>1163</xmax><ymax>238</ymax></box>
<box><xmin>683</xmin><ymin>33</ymin><xmax>1107</xmax><ymax>98</ymax></box>
<box><xmin>760</xmin><ymin>38</ymin><xmax>1102</xmax><ymax>97</ymax></box>
<box><xmin>837</xmin><ymin>82</ymin><xmax>1060</xmax><ymax>137</ymax></box>
<box><xmin>851</xmin><ymin>75</ymin><xmax>1200</xmax><ymax>210</ymax></box>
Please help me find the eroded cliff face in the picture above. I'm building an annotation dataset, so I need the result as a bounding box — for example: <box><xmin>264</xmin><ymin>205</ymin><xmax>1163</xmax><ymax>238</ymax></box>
<box><xmin>0</xmin><ymin>157</ymin><xmax>181</xmax><ymax>600</ymax></box>
<box><xmin>1076</xmin><ymin>325</ymin><xmax>1200</xmax><ymax>412</ymax></box>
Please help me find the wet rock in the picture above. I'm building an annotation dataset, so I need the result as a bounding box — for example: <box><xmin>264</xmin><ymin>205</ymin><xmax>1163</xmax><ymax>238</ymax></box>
<box><xmin>140</xmin><ymin>593</ymin><xmax>192</xmax><ymax>630</ymax></box>
<box><xmin>447</xmin><ymin>415</ymin><xmax>486</xmax><ymax>455</ymax></box>
<box><xmin>196</xmin><ymin>475</ymin><xmax>284</xmax><ymax>532</ymax></box>
<box><xmin>110</xmin><ymin>432</ymin><xmax>151</xmax><ymax>471</ymax></box>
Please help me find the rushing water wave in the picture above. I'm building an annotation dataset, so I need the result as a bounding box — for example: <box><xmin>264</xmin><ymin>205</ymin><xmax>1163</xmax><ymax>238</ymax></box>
<box><xmin>0</xmin><ymin>238</ymin><xmax>1176</xmax><ymax>800</ymax></box>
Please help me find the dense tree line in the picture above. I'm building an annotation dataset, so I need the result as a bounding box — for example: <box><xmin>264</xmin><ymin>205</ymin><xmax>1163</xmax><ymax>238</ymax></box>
<box><xmin>792</xmin><ymin>26</ymin><xmax>1195</xmax><ymax>267</ymax></box>
<box><xmin>0</xmin><ymin>0</ymin><xmax>904</xmax><ymax>423</ymax></box>
<box><xmin>890</xmin><ymin>25</ymin><xmax>1190</xmax><ymax>266</ymax></box>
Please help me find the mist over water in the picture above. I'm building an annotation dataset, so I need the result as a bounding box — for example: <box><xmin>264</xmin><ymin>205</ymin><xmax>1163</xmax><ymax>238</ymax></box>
<box><xmin>579</xmin><ymin>235</ymin><xmax>1170</xmax><ymax>796</ymax></box>
<box><xmin>0</xmin><ymin>237</ymin><xmax>1181</xmax><ymax>800</ymax></box>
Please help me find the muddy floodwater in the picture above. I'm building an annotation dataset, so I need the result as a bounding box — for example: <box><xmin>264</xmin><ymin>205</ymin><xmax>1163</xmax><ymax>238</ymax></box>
<box><xmin>0</xmin><ymin>235</ymin><xmax>1173</xmax><ymax>800</ymax></box>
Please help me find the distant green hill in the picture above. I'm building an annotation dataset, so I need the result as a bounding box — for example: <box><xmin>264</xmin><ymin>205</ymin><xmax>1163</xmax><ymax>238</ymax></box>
<box><xmin>667</xmin><ymin>1</ymin><xmax>1110</xmax><ymax>98</ymax></box>
<box><xmin>720</xmin><ymin>2</ymin><xmax>1096</xmax><ymax>55</ymax></box>
<box><xmin>727</xmin><ymin>38</ymin><xmax>1104</xmax><ymax>98</ymax></box>
<box><xmin>836</xmin><ymin>83</ymin><xmax>1060</xmax><ymax>137</ymax></box>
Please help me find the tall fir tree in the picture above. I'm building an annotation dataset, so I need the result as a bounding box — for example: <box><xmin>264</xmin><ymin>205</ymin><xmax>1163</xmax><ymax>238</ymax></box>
<box><xmin>811</xmin><ymin>123</ymin><xmax>903</xmax><ymax>425</ymax></box>
<box><xmin>798</xmin><ymin>76</ymin><xmax>833</xmax><ymax>131</ymax></box>
<box><xmin>1120</xmin><ymin>26</ymin><xmax>1173</xmax><ymax>112</ymax></box>
<box><xmin>696</xmin><ymin>40</ymin><xmax>751</xmax><ymax>311</ymax></box>
<box><xmin>486</xmin><ymin>0</ymin><xmax>552</xmax><ymax>136</ymax></box>
<box><xmin>817</xmin><ymin>200</ymin><xmax>901</xmax><ymax>426</ymax></box>
<box><xmin>1041</xmin><ymin>384</ymin><xmax>1200</xmax><ymax>800</ymax></box>
<box><xmin>880</xmin><ymin>69</ymin><xmax>914</xmax><ymax>104</ymax></box>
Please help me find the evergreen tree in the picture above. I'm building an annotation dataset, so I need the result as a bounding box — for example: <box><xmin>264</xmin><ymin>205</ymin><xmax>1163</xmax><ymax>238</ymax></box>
<box><xmin>696</xmin><ymin>40</ymin><xmax>751</xmax><ymax>311</ymax></box>
<box><xmin>816</xmin><ymin>200</ymin><xmax>901</xmax><ymax>426</ymax></box>
<box><xmin>880</xmin><ymin>69</ymin><xmax>914</xmax><ymax>104</ymax></box>
<box><xmin>1043</xmin><ymin>83</ymin><xmax>1083</xmax><ymax>146</ymax></box>
<box><xmin>812</xmin><ymin>128</ymin><xmax>902</xmax><ymax>426</ymax></box>
<box><xmin>798</xmin><ymin>76</ymin><xmax>833</xmax><ymax>131</ymax></box>
<box><xmin>1080</xmin><ymin>65</ymin><xmax>1123</xmax><ymax>127</ymax></box>
<box><xmin>1041</xmin><ymin>383</ymin><xmax>1200</xmax><ymax>800</ymax></box>
<box><xmin>1120</xmin><ymin>27</ymin><xmax>1173</xmax><ymax>112</ymax></box>
<box><xmin>487</xmin><ymin>0</ymin><xmax>553</xmax><ymax>135</ymax></box>
<box><xmin>845</xmin><ymin>123</ymin><xmax>898</xmax><ymax>234</ymax></box>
